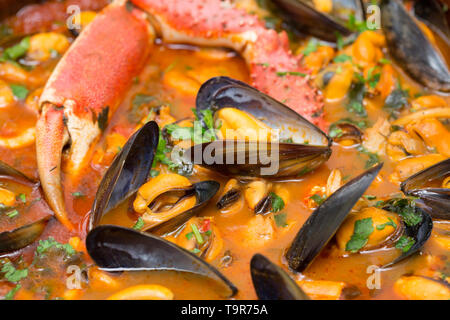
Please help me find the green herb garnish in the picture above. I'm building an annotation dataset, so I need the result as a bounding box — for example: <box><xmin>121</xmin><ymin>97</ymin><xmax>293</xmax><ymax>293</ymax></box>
<box><xmin>274</xmin><ymin>213</ymin><xmax>288</xmax><ymax>228</ymax></box>
<box><xmin>132</xmin><ymin>217</ymin><xmax>145</xmax><ymax>230</ymax></box>
<box><xmin>345</xmin><ymin>217</ymin><xmax>374</xmax><ymax>253</ymax></box>
<box><xmin>395</xmin><ymin>235</ymin><xmax>415</xmax><ymax>253</ymax></box>
<box><xmin>270</xmin><ymin>192</ymin><xmax>285</xmax><ymax>213</ymax></box>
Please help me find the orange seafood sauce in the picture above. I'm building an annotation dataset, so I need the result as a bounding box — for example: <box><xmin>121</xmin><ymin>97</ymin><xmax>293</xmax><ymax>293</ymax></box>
<box><xmin>1</xmin><ymin>36</ymin><xmax>449</xmax><ymax>300</ymax></box>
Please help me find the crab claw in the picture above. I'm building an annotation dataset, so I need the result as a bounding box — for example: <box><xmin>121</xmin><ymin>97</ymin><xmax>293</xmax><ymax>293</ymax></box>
<box><xmin>36</xmin><ymin>1</ymin><xmax>152</xmax><ymax>230</ymax></box>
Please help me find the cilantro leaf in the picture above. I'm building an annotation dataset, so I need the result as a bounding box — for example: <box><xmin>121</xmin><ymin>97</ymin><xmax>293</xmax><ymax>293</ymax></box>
<box><xmin>274</xmin><ymin>213</ymin><xmax>288</xmax><ymax>228</ymax></box>
<box><xmin>132</xmin><ymin>217</ymin><xmax>145</xmax><ymax>230</ymax></box>
<box><xmin>376</xmin><ymin>217</ymin><xmax>397</xmax><ymax>230</ymax></box>
<box><xmin>347</xmin><ymin>80</ymin><xmax>367</xmax><ymax>117</ymax></box>
<box><xmin>345</xmin><ymin>217</ymin><xmax>374</xmax><ymax>253</ymax></box>
<box><xmin>310</xmin><ymin>193</ymin><xmax>326</xmax><ymax>205</ymax></box>
<box><xmin>395</xmin><ymin>235</ymin><xmax>415</xmax><ymax>253</ymax></box>
<box><xmin>3</xmin><ymin>284</ymin><xmax>21</xmax><ymax>300</ymax></box>
<box><xmin>302</xmin><ymin>38</ymin><xmax>319</xmax><ymax>56</ymax></box>
<box><xmin>9</xmin><ymin>84</ymin><xmax>28</xmax><ymax>100</ymax></box>
<box><xmin>36</xmin><ymin>237</ymin><xmax>75</xmax><ymax>257</ymax></box>
<box><xmin>270</xmin><ymin>192</ymin><xmax>285</xmax><ymax>213</ymax></box>
<box><xmin>1</xmin><ymin>262</ymin><xmax>28</xmax><ymax>283</ymax></box>
<box><xmin>1</xmin><ymin>37</ymin><xmax>29</xmax><ymax>62</ymax></box>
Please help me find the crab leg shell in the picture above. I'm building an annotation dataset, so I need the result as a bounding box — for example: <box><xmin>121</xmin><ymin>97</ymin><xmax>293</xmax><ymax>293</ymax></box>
<box><xmin>37</xmin><ymin>1</ymin><xmax>153</xmax><ymax>229</ymax></box>
<box><xmin>131</xmin><ymin>0</ymin><xmax>325</xmax><ymax>128</ymax></box>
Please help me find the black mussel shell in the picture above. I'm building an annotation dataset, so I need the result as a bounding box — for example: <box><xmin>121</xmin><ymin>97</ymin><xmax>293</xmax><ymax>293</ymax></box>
<box><xmin>251</xmin><ymin>254</ymin><xmax>310</xmax><ymax>300</ymax></box>
<box><xmin>148</xmin><ymin>180</ymin><xmax>220</xmax><ymax>235</ymax></box>
<box><xmin>0</xmin><ymin>162</ymin><xmax>52</xmax><ymax>253</ymax></box>
<box><xmin>0</xmin><ymin>218</ymin><xmax>48</xmax><ymax>253</ymax></box>
<box><xmin>89</xmin><ymin>121</ymin><xmax>159</xmax><ymax>230</ymax></box>
<box><xmin>216</xmin><ymin>188</ymin><xmax>241</xmax><ymax>210</ymax></box>
<box><xmin>286</xmin><ymin>163</ymin><xmax>383</xmax><ymax>272</ymax></box>
<box><xmin>86</xmin><ymin>225</ymin><xmax>237</xmax><ymax>297</ymax></box>
<box><xmin>413</xmin><ymin>0</ymin><xmax>450</xmax><ymax>44</ymax></box>
<box><xmin>0</xmin><ymin>160</ymin><xmax>34</xmax><ymax>182</ymax></box>
<box><xmin>186</xmin><ymin>77</ymin><xmax>331</xmax><ymax>178</ymax></box>
<box><xmin>272</xmin><ymin>0</ymin><xmax>365</xmax><ymax>41</ymax></box>
<box><xmin>401</xmin><ymin>158</ymin><xmax>450</xmax><ymax>220</ymax></box>
<box><xmin>381</xmin><ymin>198</ymin><xmax>433</xmax><ymax>268</ymax></box>
<box><xmin>381</xmin><ymin>0</ymin><xmax>450</xmax><ymax>92</ymax></box>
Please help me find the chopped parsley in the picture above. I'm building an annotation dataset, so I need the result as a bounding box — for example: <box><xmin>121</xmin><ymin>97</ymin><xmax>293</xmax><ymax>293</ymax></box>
<box><xmin>1</xmin><ymin>261</ymin><xmax>28</xmax><ymax>283</ymax></box>
<box><xmin>357</xmin><ymin>146</ymin><xmax>380</xmax><ymax>169</ymax></box>
<box><xmin>9</xmin><ymin>84</ymin><xmax>28</xmax><ymax>100</ymax></box>
<box><xmin>274</xmin><ymin>213</ymin><xmax>288</xmax><ymax>228</ymax></box>
<box><xmin>3</xmin><ymin>284</ymin><xmax>21</xmax><ymax>300</ymax></box>
<box><xmin>382</xmin><ymin>198</ymin><xmax>422</xmax><ymax>227</ymax></box>
<box><xmin>132</xmin><ymin>217</ymin><xmax>145</xmax><ymax>230</ymax></box>
<box><xmin>310</xmin><ymin>193</ymin><xmax>326</xmax><ymax>205</ymax></box>
<box><xmin>276</xmin><ymin>71</ymin><xmax>307</xmax><ymax>77</ymax></box>
<box><xmin>16</xmin><ymin>193</ymin><xmax>26</xmax><ymax>203</ymax></box>
<box><xmin>190</xmin><ymin>224</ymin><xmax>204</xmax><ymax>245</ymax></box>
<box><xmin>346</xmin><ymin>13</ymin><xmax>369</xmax><ymax>33</ymax></box>
<box><xmin>5</xmin><ymin>209</ymin><xmax>19</xmax><ymax>219</ymax></box>
<box><xmin>345</xmin><ymin>217</ymin><xmax>374</xmax><ymax>253</ymax></box>
<box><xmin>0</xmin><ymin>37</ymin><xmax>30</xmax><ymax>63</ymax></box>
<box><xmin>395</xmin><ymin>235</ymin><xmax>415</xmax><ymax>253</ymax></box>
<box><xmin>72</xmin><ymin>192</ymin><xmax>84</xmax><ymax>198</ymax></box>
<box><xmin>269</xmin><ymin>192</ymin><xmax>285</xmax><ymax>213</ymax></box>
<box><xmin>384</xmin><ymin>88</ymin><xmax>409</xmax><ymax>114</ymax></box>
<box><xmin>302</xmin><ymin>38</ymin><xmax>319</xmax><ymax>56</ymax></box>
<box><xmin>333</xmin><ymin>54</ymin><xmax>352</xmax><ymax>63</ymax></box>
<box><xmin>376</xmin><ymin>217</ymin><xmax>397</xmax><ymax>230</ymax></box>
<box><xmin>36</xmin><ymin>237</ymin><xmax>75</xmax><ymax>257</ymax></box>
<box><xmin>347</xmin><ymin>80</ymin><xmax>367</xmax><ymax>117</ymax></box>
<box><xmin>149</xmin><ymin>169</ymin><xmax>160</xmax><ymax>177</ymax></box>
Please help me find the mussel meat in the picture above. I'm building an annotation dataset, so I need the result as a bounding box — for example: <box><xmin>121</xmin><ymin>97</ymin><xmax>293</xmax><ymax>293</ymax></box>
<box><xmin>134</xmin><ymin>174</ymin><xmax>220</xmax><ymax>235</ymax></box>
<box><xmin>0</xmin><ymin>160</ymin><xmax>52</xmax><ymax>253</ymax></box>
<box><xmin>250</xmin><ymin>253</ymin><xmax>310</xmax><ymax>300</ymax></box>
<box><xmin>401</xmin><ymin>158</ymin><xmax>450</xmax><ymax>220</ymax></box>
<box><xmin>184</xmin><ymin>77</ymin><xmax>332</xmax><ymax>178</ymax></box>
<box><xmin>381</xmin><ymin>0</ymin><xmax>450</xmax><ymax>92</ymax></box>
<box><xmin>272</xmin><ymin>0</ymin><xmax>365</xmax><ymax>41</ymax></box>
<box><xmin>86</xmin><ymin>225</ymin><xmax>237</xmax><ymax>298</ymax></box>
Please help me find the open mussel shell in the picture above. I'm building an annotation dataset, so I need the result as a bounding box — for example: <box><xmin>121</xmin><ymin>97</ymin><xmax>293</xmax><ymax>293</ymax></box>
<box><xmin>286</xmin><ymin>163</ymin><xmax>383</xmax><ymax>272</ymax></box>
<box><xmin>413</xmin><ymin>0</ymin><xmax>450</xmax><ymax>44</ymax></box>
<box><xmin>0</xmin><ymin>161</ymin><xmax>52</xmax><ymax>253</ymax></box>
<box><xmin>89</xmin><ymin>121</ymin><xmax>159</xmax><ymax>230</ymax></box>
<box><xmin>86</xmin><ymin>225</ymin><xmax>237</xmax><ymax>297</ymax></box>
<box><xmin>272</xmin><ymin>0</ymin><xmax>364</xmax><ymax>41</ymax></box>
<box><xmin>186</xmin><ymin>76</ymin><xmax>331</xmax><ymax>178</ymax></box>
<box><xmin>381</xmin><ymin>199</ymin><xmax>433</xmax><ymax>268</ymax></box>
<box><xmin>401</xmin><ymin>158</ymin><xmax>450</xmax><ymax>220</ymax></box>
<box><xmin>147</xmin><ymin>180</ymin><xmax>220</xmax><ymax>235</ymax></box>
<box><xmin>251</xmin><ymin>254</ymin><xmax>309</xmax><ymax>300</ymax></box>
<box><xmin>0</xmin><ymin>218</ymin><xmax>48</xmax><ymax>253</ymax></box>
<box><xmin>381</xmin><ymin>0</ymin><xmax>450</xmax><ymax>92</ymax></box>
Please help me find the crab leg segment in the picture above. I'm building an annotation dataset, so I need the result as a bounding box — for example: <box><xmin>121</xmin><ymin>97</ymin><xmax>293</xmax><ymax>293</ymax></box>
<box><xmin>132</xmin><ymin>0</ymin><xmax>325</xmax><ymax>128</ymax></box>
<box><xmin>37</xmin><ymin>1</ymin><xmax>153</xmax><ymax>229</ymax></box>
